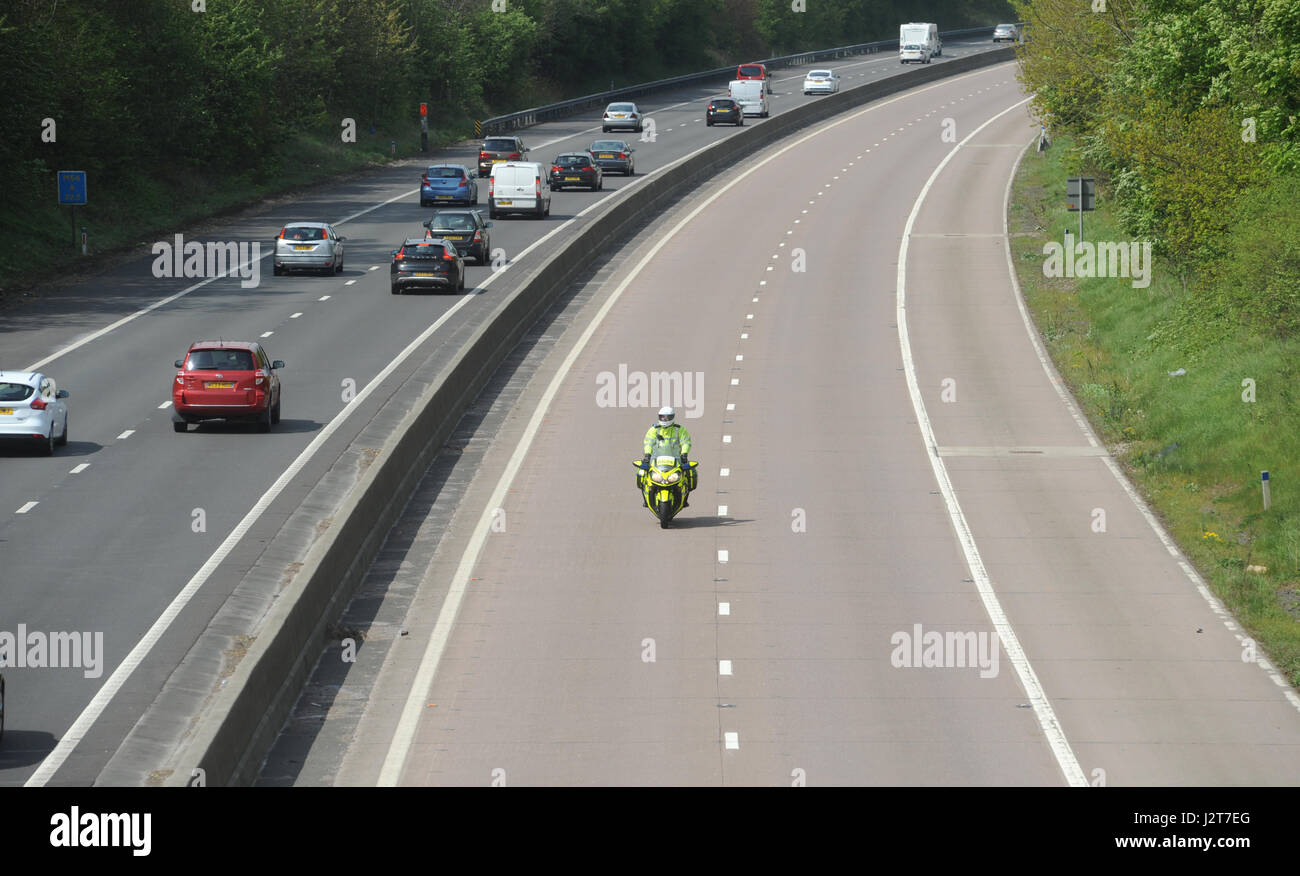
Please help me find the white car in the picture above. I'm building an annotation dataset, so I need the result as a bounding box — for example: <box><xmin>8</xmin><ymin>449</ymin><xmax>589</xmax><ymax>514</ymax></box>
<box><xmin>602</xmin><ymin>102</ymin><xmax>643</xmax><ymax>133</ymax></box>
<box><xmin>0</xmin><ymin>371</ymin><xmax>69</xmax><ymax>455</ymax></box>
<box><xmin>803</xmin><ymin>69</ymin><xmax>840</xmax><ymax>94</ymax></box>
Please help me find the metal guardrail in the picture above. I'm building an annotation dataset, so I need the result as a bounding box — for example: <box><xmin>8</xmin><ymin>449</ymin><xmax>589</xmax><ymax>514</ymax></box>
<box><xmin>479</xmin><ymin>24</ymin><xmax>1025</xmax><ymax>136</ymax></box>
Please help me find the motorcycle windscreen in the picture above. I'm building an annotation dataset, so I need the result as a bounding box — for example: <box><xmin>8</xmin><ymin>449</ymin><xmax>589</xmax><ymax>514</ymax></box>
<box><xmin>649</xmin><ymin>436</ymin><xmax>684</xmax><ymax>465</ymax></box>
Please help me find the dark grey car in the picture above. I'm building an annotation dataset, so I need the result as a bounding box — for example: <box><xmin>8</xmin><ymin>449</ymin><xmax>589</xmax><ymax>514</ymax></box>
<box><xmin>424</xmin><ymin>209</ymin><xmax>493</xmax><ymax>264</ymax></box>
<box><xmin>588</xmin><ymin>140</ymin><xmax>636</xmax><ymax>176</ymax></box>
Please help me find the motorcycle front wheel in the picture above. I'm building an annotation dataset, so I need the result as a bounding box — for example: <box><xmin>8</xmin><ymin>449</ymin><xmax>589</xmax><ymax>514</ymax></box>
<box><xmin>657</xmin><ymin>499</ymin><xmax>674</xmax><ymax>528</ymax></box>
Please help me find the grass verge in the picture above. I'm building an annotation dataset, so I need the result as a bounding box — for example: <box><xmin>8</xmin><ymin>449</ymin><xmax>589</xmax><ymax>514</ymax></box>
<box><xmin>1009</xmin><ymin>135</ymin><xmax>1300</xmax><ymax>686</ymax></box>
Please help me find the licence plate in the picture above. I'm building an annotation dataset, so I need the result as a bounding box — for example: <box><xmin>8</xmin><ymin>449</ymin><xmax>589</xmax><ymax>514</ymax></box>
<box><xmin>294</xmin><ymin>245</ymin><xmax>313</xmax><ymax>251</ymax></box>
<box><xmin>0</xmin><ymin>408</ymin><xmax>12</xmax><ymax>415</ymax></box>
<box><xmin>436</xmin><ymin>194</ymin><xmax>452</xmax><ymax>199</ymax></box>
<box><xmin>497</xmin><ymin>199</ymin><xmax>512</xmax><ymax>205</ymax></box>
<box><xmin>492</xmin><ymin>159</ymin><xmax>505</xmax><ymax>163</ymax></box>
<box><xmin>598</xmin><ymin>154</ymin><xmax>614</xmax><ymax>159</ymax></box>
<box><xmin>565</xmin><ymin>176</ymin><xmax>580</xmax><ymax>181</ymax></box>
<box><xmin>612</xmin><ymin>114</ymin><xmax>626</xmax><ymax>118</ymax></box>
<box><xmin>443</xmin><ymin>235</ymin><xmax>464</xmax><ymax>240</ymax></box>
<box><xmin>205</xmin><ymin>382</ymin><xmax>235</xmax><ymax>389</ymax></box>
<box><xmin>414</xmin><ymin>272</ymin><xmax>434</xmax><ymax>277</ymax></box>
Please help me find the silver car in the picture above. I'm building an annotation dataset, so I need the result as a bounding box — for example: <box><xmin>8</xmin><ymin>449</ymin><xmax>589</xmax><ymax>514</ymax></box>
<box><xmin>0</xmin><ymin>371</ymin><xmax>70</xmax><ymax>455</ymax></box>
<box><xmin>602</xmin><ymin>102</ymin><xmax>643</xmax><ymax>133</ymax></box>
<box><xmin>803</xmin><ymin>69</ymin><xmax>840</xmax><ymax>94</ymax></box>
<box><xmin>273</xmin><ymin>222</ymin><xmax>347</xmax><ymax>276</ymax></box>
<box><xmin>993</xmin><ymin>24</ymin><xmax>1018</xmax><ymax>42</ymax></box>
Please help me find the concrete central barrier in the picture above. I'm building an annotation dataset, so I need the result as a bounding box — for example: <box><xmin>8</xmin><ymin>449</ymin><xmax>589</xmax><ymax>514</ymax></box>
<box><xmin>156</xmin><ymin>46</ymin><xmax>1018</xmax><ymax>786</ymax></box>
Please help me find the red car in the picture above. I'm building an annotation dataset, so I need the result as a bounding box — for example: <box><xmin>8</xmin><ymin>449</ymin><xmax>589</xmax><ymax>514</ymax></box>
<box><xmin>172</xmin><ymin>340</ymin><xmax>284</xmax><ymax>432</ymax></box>
<box><xmin>735</xmin><ymin>62</ymin><xmax>773</xmax><ymax>94</ymax></box>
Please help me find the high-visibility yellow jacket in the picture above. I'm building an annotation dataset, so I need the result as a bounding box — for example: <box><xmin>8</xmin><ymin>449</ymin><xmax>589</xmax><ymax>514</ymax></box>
<box><xmin>643</xmin><ymin>423</ymin><xmax>692</xmax><ymax>456</ymax></box>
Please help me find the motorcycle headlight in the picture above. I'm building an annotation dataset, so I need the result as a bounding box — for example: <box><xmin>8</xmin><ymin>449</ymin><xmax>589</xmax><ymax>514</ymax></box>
<box><xmin>650</xmin><ymin>470</ymin><xmax>666</xmax><ymax>484</ymax></box>
<box><xmin>667</xmin><ymin>471</ymin><xmax>680</xmax><ymax>483</ymax></box>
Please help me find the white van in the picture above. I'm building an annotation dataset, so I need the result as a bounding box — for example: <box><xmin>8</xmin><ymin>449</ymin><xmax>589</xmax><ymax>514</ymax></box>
<box><xmin>728</xmin><ymin>80</ymin><xmax>769</xmax><ymax>117</ymax></box>
<box><xmin>900</xmin><ymin>23</ymin><xmax>940</xmax><ymax>63</ymax></box>
<box><xmin>488</xmin><ymin>161</ymin><xmax>551</xmax><ymax>219</ymax></box>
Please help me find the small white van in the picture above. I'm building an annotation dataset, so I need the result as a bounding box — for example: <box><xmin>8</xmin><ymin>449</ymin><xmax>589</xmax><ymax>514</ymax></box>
<box><xmin>728</xmin><ymin>80</ymin><xmax>769</xmax><ymax>117</ymax></box>
<box><xmin>488</xmin><ymin>161</ymin><xmax>551</xmax><ymax>219</ymax></box>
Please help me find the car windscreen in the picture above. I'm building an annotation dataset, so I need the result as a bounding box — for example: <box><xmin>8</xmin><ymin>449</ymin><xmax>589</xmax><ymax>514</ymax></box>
<box><xmin>809</xmin><ymin>71</ymin><xmax>831</xmax><ymax>77</ymax></box>
<box><xmin>188</xmin><ymin>349</ymin><xmax>255</xmax><ymax>370</ymax></box>
<box><xmin>738</xmin><ymin>65</ymin><xmax>762</xmax><ymax>77</ymax></box>
<box><xmin>427</xmin><ymin>167</ymin><xmax>464</xmax><ymax>178</ymax></box>
<box><xmin>555</xmin><ymin>156</ymin><xmax>590</xmax><ymax>167</ymax></box>
<box><xmin>430</xmin><ymin>215</ymin><xmax>475</xmax><ymax>230</ymax></box>
<box><xmin>607</xmin><ymin>104</ymin><xmax>635</xmax><ymax>112</ymax></box>
<box><xmin>903</xmin><ymin>44</ymin><xmax>921</xmax><ymax>50</ymax></box>
<box><xmin>590</xmin><ymin>142</ymin><xmax>624</xmax><ymax>151</ymax></box>
<box><xmin>402</xmin><ymin>243</ymin><xmax>446</xmax><ymax>259</ymax></box>
<box><xmin>0</xmin><ymin>382</ymin><xmax>35</xmax><ymax>402</ymax></box>
<box><xmin>483</xmin><ymin>139</ymin><xmax>517</xmax><ymax>151</ymax></box>
<box><xmin>713</xmin><ymin>99</ymin><xmax>735</xmax><ymax>107</ymax></box>
<box><xmin>283</xmin><ymin>226</ymin><xmax>327</xmax><ymax>240</ymax></box>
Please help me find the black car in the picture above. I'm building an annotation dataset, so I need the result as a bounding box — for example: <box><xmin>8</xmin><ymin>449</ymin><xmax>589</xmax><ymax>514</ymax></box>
<box><xmin>588</xmin><ymin>140</ymin><xmax>636</xmax><ymax>176</ymax></box>
<box><xmin>390</xmin><ymin>238</ymin><xmax>466</xmax><ymax>294</ymax></box>
<box><xmin>423</xmin><ymin>209</ymin><xmax>493</xmax><ymax>265</ymax></box>
<box><xmin>549</xmin><ymin>152</ymin><xmax>603</xmax><ymax>191</ymax></box>
<box><xmin>478</xmin><ymin>136</ymin><xmax>529</xmax><ymax>178</ymax></box>
<box><xmin>706</xmin><ymin>97</ymin><xmax>744</xmax><ymax>127</ymax></box>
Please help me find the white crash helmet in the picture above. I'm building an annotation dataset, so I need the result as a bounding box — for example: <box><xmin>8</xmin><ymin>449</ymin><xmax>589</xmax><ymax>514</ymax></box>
<box><xmin>656</xmin><ymin>406</ymin><xmax>675</xmax><ymax>427</ymax></box>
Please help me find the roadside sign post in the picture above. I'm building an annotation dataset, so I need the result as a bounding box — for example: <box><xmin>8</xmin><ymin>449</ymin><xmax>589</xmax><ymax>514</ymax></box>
<box><xmin>58</xmin><ymin>170</ymin><xmax>88</xmax><ymax>253</ymax></box>
<box><xmin>1262</xmin><ymin>471</ymin><xmax>1271</xmax><ymax>510</ymax></box>
<box><xmin>1066</xmin><ymin>176</ymin><xmax>1095</xmax><ymax>242</ymax></box>
<box><xmin>420</xmin><ymin>103</ymin><xmax>429</xmax><ymax>153</ymax></box>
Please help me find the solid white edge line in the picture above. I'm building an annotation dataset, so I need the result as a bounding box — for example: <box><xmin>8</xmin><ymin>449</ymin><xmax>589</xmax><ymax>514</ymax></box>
<box><xmin>896</xmin><ymin>95</ymin><xmax>1087</xmax><ymax>787</ymax></box>
<box><xmin>366</xmin><ymin>61</ymin><xmax>1021</xmax><ymax>784</ymax></box>
<box><xmin>999</xmin><ymin>137</ymin><xmax>1300</xmax><ymax>714</ymax></box>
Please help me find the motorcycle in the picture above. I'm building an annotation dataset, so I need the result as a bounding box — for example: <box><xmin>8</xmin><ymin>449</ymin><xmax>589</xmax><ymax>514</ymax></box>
<box><xmin>634</xmin><ymin>453</ymin><xmax>699</xmax><ymax>528</ymax></box>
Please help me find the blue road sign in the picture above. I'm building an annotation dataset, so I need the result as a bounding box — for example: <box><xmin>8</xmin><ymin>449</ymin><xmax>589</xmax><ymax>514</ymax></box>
<box><xmin>58</xmin><ymin>170</ymin><xmax>87</xmax><ymax>205</ymax></box>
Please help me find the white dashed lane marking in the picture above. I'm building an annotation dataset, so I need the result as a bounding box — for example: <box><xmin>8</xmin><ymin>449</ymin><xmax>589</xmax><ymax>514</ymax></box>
<box><xmin>17</xmin><ymin>501</ymin><xmax>38</xmax><ymax>514</ymax></box>
<box><xmin>70</xmin><ymin>464</ymin><xmax>89</xmax><ymax>474</ymax></box>
<box><xmin>116</xmin><ymin>430</ymin><xmax>134</xmax><ymax>440</ymax></box>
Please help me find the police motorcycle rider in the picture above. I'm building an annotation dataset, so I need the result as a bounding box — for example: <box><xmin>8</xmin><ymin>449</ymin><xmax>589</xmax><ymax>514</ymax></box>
<box><xmin>639</xmin><ymin>406</ymin><xmax>694</xmax><ymax>506</ymax></box>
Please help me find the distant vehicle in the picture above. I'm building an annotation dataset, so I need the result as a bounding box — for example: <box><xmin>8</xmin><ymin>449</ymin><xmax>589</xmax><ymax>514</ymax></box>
<box><xmin>488</xmin><ymin>161</ymin><xmax>551</xmax><ymax>219</ymax></box>
<box><xmin>0</xmin><ymin>371</ymin><xmax>69</xmax><ymax>454</ymax></box>
<box><xmin>900</xmin><ymin>22</ymin><xmax>940</xmax><ymax>63</ymax></box>
<box><xmin>172</xmin><ymin>341</ymin><xmax>282</xmax><ymax>433</ymax></box>
<box><xmin>273</xmin><ymin>222</ymin><xmax>346</xmax><ymax>275</ymax></box>
<box><xmin>478</xmin><ymin>136</ymin><xmax>529</xmax><ymax>178</ymax></box>
<box><xmin>706</xmin><ymin>97</ymin><xmax>744</xmax><ymax>126</ymax></box>
<box><xmin>549</xmin><ymin>152</ymin><xmax>603</xmax><ymax>191</ymax></box>
<box><xmin>803</xmin><ymin>69</ymin><xmax>840</xmax><ymax>95</ymax></box>
<box><xmin>728</xmin><ymin>79</ymin><xmax>769</xmax><ymax>117</ymax></box>
<box><xmin>420</xmin><ymin>164</ymin><xmax>477</xmax><ymax>207</ymax></box>
<box><xmin>423</xmin><ymin>209</ymin><xmax>492</xmax><ymax>264</ymax></box>
<box><xmin>588</xmin><ymin>140</ymin><xmax>636</xmax><ymax>175</ymax></box>
<box><xmin>390</xmin><ymin>238</ymin><xmax>466</xmax><ymax>294</ymax></box>
<box><xmin>602</xmin><ymin>102</ymin><xmax>643</xmax><ymax>133</ymax></box>
<box><xmin>735</xmin><ymin>63</ymin><xmax>773</xmax><ymax>94</ymax></box>
<box><xmin>992</xmin><ymin>23</ymin><xmax>1018</xmax><ymax>42</ymax></box>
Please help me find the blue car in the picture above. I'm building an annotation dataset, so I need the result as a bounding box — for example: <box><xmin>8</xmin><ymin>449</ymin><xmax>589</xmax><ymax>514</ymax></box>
<box><xmin>420</xmin><ymin>164</ymin><xmax>478</xmax><ymax>207</ymax></box>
